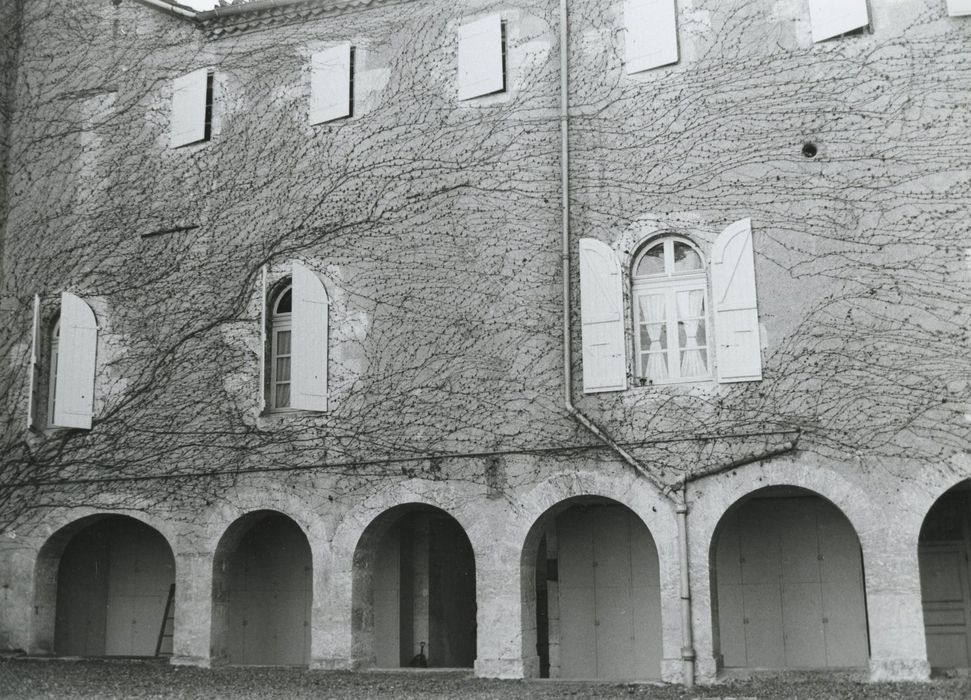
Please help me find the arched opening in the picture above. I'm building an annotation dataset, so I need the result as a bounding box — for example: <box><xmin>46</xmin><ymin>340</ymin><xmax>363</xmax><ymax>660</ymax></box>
<box><xmin>521</xmin><ymin>496</ymin><xmax>662</xmax><ymax>680</ymax></box>
<box><xmin>33</xmin><ymin>515</ymin><xmax>175</xmax><ymax>657</ymax></box>
<box><xmin>211</xmin><ymin>510</ymin><xmax>312</xmax><ymax>666</ymax></box>
<box><xmin>710</xmin><ymin>486</ymin><xmax>869</xmax><ymax>671</ymax></box>
<box><xmin>352</xmin><ymin>504</ymin><xmax>476</xmax><ymax>668</ymax></box>
<box><xmin>919</xmin><ymin>480</ymin><xmax>971</xmax><ymax>670</ymax></box>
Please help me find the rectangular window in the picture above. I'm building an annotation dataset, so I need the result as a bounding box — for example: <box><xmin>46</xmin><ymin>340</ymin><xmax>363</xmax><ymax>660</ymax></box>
<box><xmin>635</xmin><ymin>283</ymin><xmax>709</xmax><ymax>383</ymax></box>
<box><xmin>272</xmin><ymin>329</ymin><xmax>291</xmax><ymax>409</ymax></box>
<box><xmin>947</xmin><ymin>0</ymin><xmax>971</xmax><ymax>16</ymax></box>
<box><xmin>170</xmin><ymin>68</ymin><xmax>212</xmax><ymax>148</ymax></box>
<box><xmin>310</xmin><ymin>43</ymin><xmax>353</xmax><ymax>125</ymax></box>
<box><xmin>624</xmin><ymin>0</ymin><xmax>679</xmax><ymax>74</ymax></box>
<box><xmin>457</xmin><ymin>14</ymin><xmax>505</xmax><ymax>100</ymax></box>
<box><xmin>808</xmin><ymin>0</ymin><xmax>869</xmax><ymax>43</ymax></box>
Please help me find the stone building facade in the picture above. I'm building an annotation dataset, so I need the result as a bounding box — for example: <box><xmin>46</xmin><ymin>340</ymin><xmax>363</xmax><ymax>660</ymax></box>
<box><xmin>0</xmin><ymin>0</ymin><xmax>969</xmax><ymax>685</ymax></box>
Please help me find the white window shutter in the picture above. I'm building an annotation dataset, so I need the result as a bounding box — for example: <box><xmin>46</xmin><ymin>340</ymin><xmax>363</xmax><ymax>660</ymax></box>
<box><xmin>712</xmin><ymin>219</ymin><xmax>762</xmax><ymax>383</ymax></box>
<box><xmin>259</xmin><ymin>265</ymin><xmax>268</xmax><ymax>413</ymax></box>
<box><xmin>947</xmin><ymin>0</ymin><xmax>971</xmax><ymax>17</ymax></box>
<box><xmin>291</xmin><ymin>262</ymin><xmax>329</xmax><ymax>412</ymax></box>
<box><xmin>457</xmin><ymin>14</ymin><xmax>504</xmax><ymax>100</ymax></box>
<box><xmin>579</xmin><ymin>239</ymin><xmax>627</xmax><ymax>393</ymax></box>
<box><xmin>170</xmin><ymin>68</ymin><xmax>209</xmax><ymax>148</ymax></box>
<box><xmin>310</xmin><ymin>43</ymin><xmax>352</xmax><ymax>125</ymax></box>
<box><xmin>624</xmin><ymin>0</ymin><xmax>679</xmax><ymax>74</ymax></box>
<box><xmin>808</xmin><ymin>0</ymin><xmax>869</xmax><ymax>42</ymax></box>
<box><xmin>53</xmin><ymin>292</ymin><xmax>98</xmax><ymax>429</ymax></box>
<box><xmin>27</xmin><ymin>294</ymin><xmax>41</xmax><ymax>430</ymax></box>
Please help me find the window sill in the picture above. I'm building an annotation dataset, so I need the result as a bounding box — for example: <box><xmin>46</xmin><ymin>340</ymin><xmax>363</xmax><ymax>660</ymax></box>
<box><xmin>634</xmin><ymin>376</ymin><xmax>713</xmax><ymax>387</ymax></box>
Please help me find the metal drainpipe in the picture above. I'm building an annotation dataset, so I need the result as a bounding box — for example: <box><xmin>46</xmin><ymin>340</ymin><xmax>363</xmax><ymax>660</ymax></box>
<box><xmin>676</xmin><ymin>489</ymin><xmax>695</xmax><ymax>687</ymax></box>
<box><xmin>136</xmin><ymin>0</ymin><xmax>199</xmax><ymax>20</ymax></box>
<box><xmin>557</xmin><ymin>0</ymin><xmax>696</xmax><ymax>686</ymax></box>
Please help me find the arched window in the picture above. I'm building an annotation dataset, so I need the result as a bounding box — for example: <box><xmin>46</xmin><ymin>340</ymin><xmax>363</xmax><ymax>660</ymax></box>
<box><xmin>270</xmin><ymin>286</ymin><xmax>292</xmax><ymax>410</ymax></box>
<box><xmin>47</xmin><ymin>318</ymin><xmax>60</xmax><ymax>422</ymax></box>
<box><xmin>631</xmin><ymin>237</ymin><xmax>710</xmax><ymax>383</ymax></box>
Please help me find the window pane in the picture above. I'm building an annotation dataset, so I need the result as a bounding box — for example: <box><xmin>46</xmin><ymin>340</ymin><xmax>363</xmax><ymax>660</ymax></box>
<box><xmin>276</xmin><ymin>330</ymin><xmax>291</xmax><ymax>355</ymax></box>
<box><xmin>637</xmin><ymin>293</ymin><xmax>668</xmax><ymax>381</ymax></box>
<box><xmin>275</xmin><ymin>382</ymin><xmax>290</xmax><ymax>408</ymax></box>
<box><xmin>276</xmin><ymin>356</ymin><xmax>291</xmax><ymax>382</ymax></box>
<box><xmin>673</xmin><ymin>242</ymin><xmax>702</xmax><ymax>272</ymax></box>
<box><xmin>634</xmin><ymin>243</ymin><xmax>665</xmax><ymax>277</ymax></box>
<box><xmin>676</xmin><ymin>289</ymin><xmax>707</xmax><ymax>377</ymax></box>
<box><xmin>275</xmin><ymin>289</ymin><xmax>292</xmax><ymax>314</ymax></box>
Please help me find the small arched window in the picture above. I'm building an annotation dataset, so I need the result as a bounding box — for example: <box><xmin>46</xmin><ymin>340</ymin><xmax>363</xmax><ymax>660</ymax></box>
<box><xmin>632</xmin><ymin>237</ymin><xmax>710</xmax><ymax>383</ymax></box>
<box><xmin>47</xmin><ymin>318</ymin><xmax>60</xmax><ymax>421</ymax></box>
<box><xmin>270</xmin><ymin>286</ymin><xmax>292</xmax><ymax>409</ymax></box>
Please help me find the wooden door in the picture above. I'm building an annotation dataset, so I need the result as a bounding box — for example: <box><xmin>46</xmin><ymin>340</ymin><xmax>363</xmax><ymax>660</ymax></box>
<box><xmin>919</xmin><ymin>490</ymin><xmax>971</xmax><ymax>669</ymax></box>
<box><xmin>716</xmin><ymin>496</ymin><xmax>867</xmax><ymax>669</ymax></box>
<box><xmin>920</xmin><ymin>545</ymin><xmax>971</xmax><ymax>667</ymax></box>
<box><xmin>555</xmin><ymin>505</ymin><xmax>661</xmax><ymax>679</ymax></box>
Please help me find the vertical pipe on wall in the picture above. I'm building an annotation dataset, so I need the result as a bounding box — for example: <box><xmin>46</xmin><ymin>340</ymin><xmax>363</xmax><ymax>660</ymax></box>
<box><xmin>559</xmin><ymin>0</ymin><xmax>571</xmax><ymax>412</ymax></box>
<box><xmin>557</xmin><ymin>0</ymin><xmax>696</xmax><ymax>684</ymax></box>
<box><xmin>676</xmin><ymin>491</ymin><xmax>695</xmax><ymax>686</ymax></box>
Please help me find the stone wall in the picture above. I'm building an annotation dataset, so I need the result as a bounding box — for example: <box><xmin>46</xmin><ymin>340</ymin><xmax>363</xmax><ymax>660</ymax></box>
<box><xmin>0</xmin><ymin>0</ymin><xmax>969</xmax><ymax>685</ymax></box>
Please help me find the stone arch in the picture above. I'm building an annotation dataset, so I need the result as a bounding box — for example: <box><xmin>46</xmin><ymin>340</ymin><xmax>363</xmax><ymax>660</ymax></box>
<box><xmin>512</xmin><ymin>466</ymin><xmax>681</xmax><ymax>681</ymax></box>
<box><xmin>918</xmin><ymin>478</ymin><xmax>971</xmax><ymax>670</ymax></box>
<box><xmin>708</xmin><ymin>484</ymin><xmax>869</xmax><ymax>671</ymax></box>
<box><xmin>351</xmin><ymin>503</ymin><xmax>476</xmax><ymax>669</ymax></box>
<box><xmin>210</xmin><ymin>509</ymin><xmax>312</xmax><ymax>666</ymax></box>
<box><xmin>520</xmin><ymin>494</ymin><xmax>664</xmax><ymax>680</ymax></box>
<box><xmin>33</xmin><ymin>513</ymin><xmax>176</xmax><ymax>656</ymax></box>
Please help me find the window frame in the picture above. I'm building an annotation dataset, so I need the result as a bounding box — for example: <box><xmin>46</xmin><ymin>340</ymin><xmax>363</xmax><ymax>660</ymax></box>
<box><xmin>631</xmin><ymin>236</ymin><xmax>713</xmax><ymax>385</ymax></box>
<box><xmin>47</xmin><ymin>317</ymin><xmax>60</xmax><ymax>424</ymax></box>
<box><xmin>269</xmin><ymin>285</ymin><xmax>293</xmax><ymax>411</ymax></box>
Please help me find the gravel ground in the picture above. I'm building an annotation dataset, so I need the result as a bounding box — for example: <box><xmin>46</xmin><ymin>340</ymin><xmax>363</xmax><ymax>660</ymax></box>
<box><xmin>2</xmin><ymin>657</ymin><xmax>971</xmax><ymax>700</ymax></box>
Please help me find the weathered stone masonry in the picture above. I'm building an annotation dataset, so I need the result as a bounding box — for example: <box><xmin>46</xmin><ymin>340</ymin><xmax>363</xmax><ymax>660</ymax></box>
<box><xmin>0</xmin><ymin>0</ymin><xmax>969</xmax><ymax>684</ymax></box>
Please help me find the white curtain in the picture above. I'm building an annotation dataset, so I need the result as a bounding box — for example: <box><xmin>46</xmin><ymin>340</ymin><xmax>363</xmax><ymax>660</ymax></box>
<box><xmin>677</xmin><ymin>290</ymin><xmax>706</xmax><ymax>377</ymax></box>
<box><xmin>638</xmin><ymin>294</ymin><xmax>668</xmax><ymax>381</ymax></box>
<box><xmin>275</xmin><ymin>330</ymin><xmax>291</xmax><ymax>408</ymax></box>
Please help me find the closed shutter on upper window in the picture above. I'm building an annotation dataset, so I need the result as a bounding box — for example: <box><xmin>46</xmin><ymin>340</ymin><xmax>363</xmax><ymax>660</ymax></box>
<box><xmin>947</xmin><ymin>0</ymin><xmax>971</xmax><ymax>16</ymax></box>
<box><xmin>457</xmin><ymin>14</ymin><xmax>504</xmax><ymax>100</ymax></box>
<box><xmin>170</xmin><ymin>68</ymin><xmax>209</xmax><ymax>148</ymax></box>
<box><xmin>310</xmin><ymin>43</ymin><xmax>352</xmax><ymax>125</ymax></box>
<box><xmin>711</xmin><ymin>219</ymin><xmax>762</xmax><ymax>383</ymax></box>
<box><xmin>624</xmin><ymin>0</ymin><xmax>679</xmax><ymax>74</ymax></box>
<box><xmin>579</xmin><ymin>238</ymin><xmax>628</xmax><ymax>393</ymax></box>
<box><xmin>53</xmin><ymin>292</ymin><xmax>98</xmax><ymax>429</ymax></box>
<box><xmin>291</xmin><ymin>262</ymin><xmax>329</xmax><ymax>412</ymax></box>
<box><xmin>807</xmin><ymin>0</ymin><xmax>869</xmax><ymax>42</ymax></box>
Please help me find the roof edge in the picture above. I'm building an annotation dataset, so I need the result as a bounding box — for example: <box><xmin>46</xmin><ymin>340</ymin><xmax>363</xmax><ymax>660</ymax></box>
<box><xmin>131</xmin><ymin>0</ymin><xmax>404</xmax><ymax>38</ymax></box>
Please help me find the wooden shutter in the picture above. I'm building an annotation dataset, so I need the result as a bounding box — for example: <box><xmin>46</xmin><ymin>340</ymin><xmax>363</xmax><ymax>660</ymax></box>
<box><xmin>170</xmin><ymin>68</ymin><xmax>209</xmax><ymax>148</ymax></box>
<box><xmin>310</xmin><ymin>43</ymin><xmax>352</xmax><ymax>125</ymax></box>
<box><xmin>808</xmin><ymin>0</ymin><xmax>869</xmax><ymax>43</ymax></box>
<box><xmin>27</xmin><ymin>294</ymin><xmax>40</xmax><ymax>430</ymax></box>
<box><xmin>624</xmin><ymin>0</ymin><xmax>679</xmax><ymax>74</ymax></box>
<box><xmin>457</xmin><ymin>14</ymin><xmax>504</xmax><ymax>100</ymax></box>
<box><xmin>711</xmin><ymin>219</ymin><xmax>762</xmax><ymax>383</ymax></box>
<box><xmin>259</xmin><ymin>266</ymin><xmax>268</xmax><ymax>413</ymax></box>
<box><xmin>291</xmin><ymin>262</ymin><xmax>329</xmax><ymax>412</ymax></box>
<box><xmin>53</xmin><ymin>292</ymin><xmax>98</xmax><ymax>429</ymax></box>
<box><xmin>947</xmin><ymin>0</ymin><xmax>971</xmax><ymax>16</ymax></box>
<box><xmin>579</xmin><ymin>239</ymin><xmax>627</xmax><ymax>393</ymax></box>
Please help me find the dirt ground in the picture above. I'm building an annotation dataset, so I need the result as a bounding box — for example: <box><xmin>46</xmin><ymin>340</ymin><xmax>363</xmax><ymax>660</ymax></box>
<box><xmin>2</xmin><ymin>658</ymin><xmax>970</xmax><ymax>700</ymax></box>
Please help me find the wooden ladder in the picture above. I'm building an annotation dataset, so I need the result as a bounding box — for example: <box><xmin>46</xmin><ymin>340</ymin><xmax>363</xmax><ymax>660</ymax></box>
<box><xmin>155</xmin><ymin>583</ymin><xmax>175</xmax><ymax>657</ymax></box>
